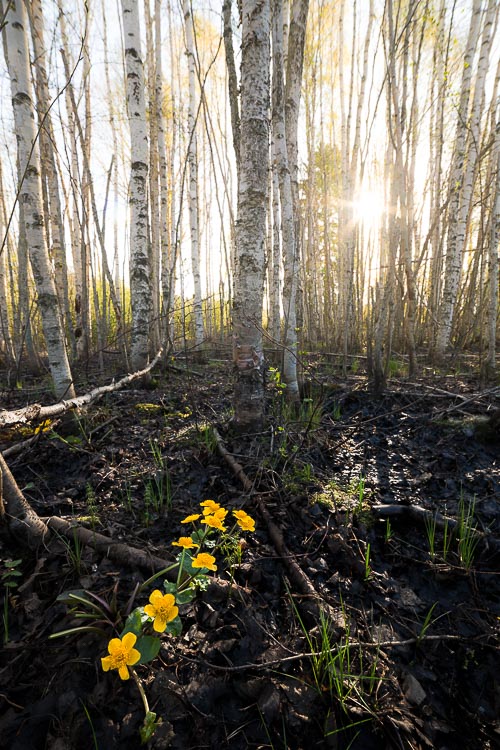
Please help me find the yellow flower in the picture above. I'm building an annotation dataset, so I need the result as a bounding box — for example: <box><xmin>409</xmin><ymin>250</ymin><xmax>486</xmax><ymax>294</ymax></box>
<box><xmin>101</xmin><ymin>632</ymin><xmax>141</xmax><ymax>681</ymax></box>
<box><xmin>172</xmin><ymin>536</ymin><xmax>199</xmax><ymax>549</ymax></box>
<box><xmin>234</xmin><ymin>512</ymin><xmax>255</xmax><ymax>532</ymax></box>
<box><xmin>144</xmin><ymin>590</ymin><xmax>179</xmax><ymax>633</ymax></box>
<box><xmin>212</xmin><ymin>508</ymin><xmax>228</xmax><ymax>520</ymax></box>
<box><xmin>232</xmin><ymin>510</ymin><xmax>247</xmax><ymax>520</ymax></box>
<box><xmin>200</xmin><ymin>499</ymin><xmax>221</xmax><ymax>513</ymax></box>
<box><xmin>192</xmin><ymin>552</ymin><xmax>217</xmax><ymax>571</ymax></box>
<box><xmin>181</xmin><ymin>513</ymin><xmax>201</xmax><ymax>524</ymax></box>
<box><xmin>201</xmin><ymin>515</ymin><xmax>227</xmax><ymax>532</ymax></box>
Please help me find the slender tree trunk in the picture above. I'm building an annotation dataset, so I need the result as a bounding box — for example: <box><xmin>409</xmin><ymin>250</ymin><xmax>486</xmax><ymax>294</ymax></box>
<box><xmin>183</xmin><ymin>0</ymin><xmax>204</xmax><ymax>349</ymax></box>
<box><xmin>434</xmin><ymin>0</ymin><xmax>483</xmax><ymax>358</ymax></box>
<box><xmin>28</xmin><ymin>0</ymin><xmax>75</xmax><ymax>358</ymax></box>
<box><xmin>272</xmin><ymin>0</ymin><xmax>299</xmax><ymax>401</ymax></box>
<box><xmin>145</xmin><ymin>0</ymin><xmax>161</xmax><ymax>353</ymax></box>
<box><xmin>487</xmin><ymin>93</ymin><xmax>500</xmax><ymax>375</ymax></box>
<box><xmin>223</xmin><ymin>0</ymin><xmax>240</xmax><ymax>180</ymax></box>
<box><xmin>232</xmin><ymin>0</ymin><xmax>271</xmax><ymax>431</ymax></box>
<box><xmin>2</xmin><ymin>0</ymin><xmax>75</xmax><ymax>399</ymax></box>
<box><xmin>121</xmin><ymin>0</ymin><xmax>152</xmax><ymax>370</ymax></box>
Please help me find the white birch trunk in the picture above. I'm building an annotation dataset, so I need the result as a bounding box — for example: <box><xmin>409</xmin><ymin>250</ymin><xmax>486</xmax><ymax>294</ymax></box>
<box><xmin>232</xmin><ymin>0</ymin><xmax>271</xmax><ymax>430</ymax></box>
<box><xmin>155</xmin><ymin>0</ymin><xmax>170</xmax><ymax>341</ymax></box>
<box><xmin>121</xmin><ymin>0</ymin><xmax>151</xmax><ymax>370</ymax></box>
<box><xmin>434</xmin><ymin>0</ymin><xmax>483</xmax><ymax>358</ymax></box>
<box><xmin>272</xmin><ymin>0</ymin><xmax>299</xmax><ymax>400</ymax></box>
<box><xmin>2</xmin><ymin>0</ymin><xmax>74</xmax><ymax>399</ymax></box>
<box><xmin>145</xmin><ymin>0</ymin><xmax>161</xmax><ymax>352</ymax></box>
<box><xmin>183</xmin><ymin>0</ymin><xmax>204</xmax><ymax>349</ymax></box>
<box><xmin>487</xmin><ymin>91</ymin><xmax>500</xmax><ymax>374</ymax></box>
<box><xmin>28</xmin><ymin>0</ymin><xmax>74</xmax><ymax>356</ymax></box>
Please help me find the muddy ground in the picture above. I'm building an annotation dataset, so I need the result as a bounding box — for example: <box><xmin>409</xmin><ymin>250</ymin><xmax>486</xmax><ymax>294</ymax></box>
<box><xmin>0</xmin><ymin>356</ymin><xmax>499</xmax><ymax>750</ymax></box>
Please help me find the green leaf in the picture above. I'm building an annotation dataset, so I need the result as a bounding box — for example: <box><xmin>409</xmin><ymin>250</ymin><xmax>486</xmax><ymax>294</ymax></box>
<box><xmin>121</xmin><ymin>608</ymin><xmax>144</xmax><ymax>637</ymax></box>
<box><xmin>135</xmin><ymin>635</ymin><xmax>161</xmax><ymax>664</ymax></box>
<box><xmin>190</xmin><ymin>530</ymin><xmax>205</xmax><ymax>544</ymax></box>
<box><xmin>162</xmin><ymin>581</ymin><xmax>177</xmax><ymax>595</ymax></box>
<box><xmin>140</xmin><ymin>711</ymin><xmax>161</xmax><ymax>744</ymax></box>
<box><xmin>175</xmin><ymin>586</ymin><xmax>196</xmax><ymax>605</ymax></box>
<box><xmin>165</xmin><ymin>614</ymin><xmax>182</xmax><ymax>637</ymax></box>
<box><xmin>56</xmin><ymin>591</ymin><xmax>105</xmax><ymax>616</ymax></box>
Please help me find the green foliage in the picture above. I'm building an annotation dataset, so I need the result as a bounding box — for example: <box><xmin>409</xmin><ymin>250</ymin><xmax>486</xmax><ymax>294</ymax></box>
<box><xmin>457</xmin><ymin>495</ymin><xmax>479</xmax><ymax>571</ymax></box>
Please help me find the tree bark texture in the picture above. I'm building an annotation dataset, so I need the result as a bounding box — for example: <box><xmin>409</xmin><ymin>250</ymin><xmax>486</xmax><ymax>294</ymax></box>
<box><xmin>232</xmin><ymin>0</ymin><xmax>271</xmax><ymax>430</ymax></box>
<box><xmin>121</xmin><ymin>0</ymin><xmax>152</xmax><ymax>370</ymax></box>
<box><xmin>2</xmin><ymin>0</ymin><xmax>75</xmax><ymax>400</ymax></box>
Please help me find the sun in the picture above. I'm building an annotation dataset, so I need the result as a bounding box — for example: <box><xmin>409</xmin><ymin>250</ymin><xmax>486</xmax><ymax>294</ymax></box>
<box><xmin>351</xmin><ymin>189</ymin><xmax>386</xmax><ymax>230</ymax></box>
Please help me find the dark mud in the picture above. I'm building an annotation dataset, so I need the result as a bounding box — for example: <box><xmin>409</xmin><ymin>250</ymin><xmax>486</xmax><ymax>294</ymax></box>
<box><xmin>1</xmin><ymin>361</ymin><xmax>499</xmax><ymax>749</ymax></box>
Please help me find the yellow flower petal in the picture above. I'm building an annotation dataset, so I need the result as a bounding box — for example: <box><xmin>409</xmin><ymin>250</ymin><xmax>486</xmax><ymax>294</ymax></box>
<box><xmin>200</xmin><ymin>500</ymin><xmax>221</xmax><ymax>513</ymax></box>
<box><xmin>172</xmin><ymin>536</ymin><xmax>199</xmax><ymax>549</ymax></box>
<box><xmin>192</xmin><ymin>552</ymin><xmax>217</xmax><ymax>571</ymax></box>
<box><xmin>107</xmin><ymin>637</ymin><xmax>124</xmax><ymax>655</ymax></box>
<box><xmin>153</xmin><ymin>617</ymin><xmax>166</xmax><ymax>633</ymax></box>
<box><xmin>149</xmin><ymin>589</ymin><xmax>164</xmax><ymax>605</ymax></box>
<box><xmin>181</xmin><ymin>513</ymin><xmax>201</xmax><ymax>523</ymax></box>
<box><xmin>118</xmin><ymin>665</ymin><xmax>130</xmax><ymax>680</ymax></box>
<box><xmin>122</xmin><ymin>632</ymin><xmax>138</xmax><ymax>650</ymax></box>
<box><xmin>101</xmin><ymin>655</ymin><xmax>113</xmax><ymax>671</ymax></box>
<box><xmin>128</xmin><ymin>648</ymin><xmax>141</xmax><ymax>665</ymax></box>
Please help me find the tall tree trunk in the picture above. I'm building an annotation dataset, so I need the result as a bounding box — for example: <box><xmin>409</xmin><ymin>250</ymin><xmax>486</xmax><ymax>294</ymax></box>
<box><xmin>27</xmin><ymin>0</ymin><xmax>75</xmax><ymax>359</ymax></box>
<box><xmin>232</xmin><ymin>0</ymin><xmax>271</xmax><ymax>431</ymax></box>
<box><xmin>121</xmin><ymin>0</ymin><xmax>152</xmax><ymax>370</ymax></box>
<box><xmin>223</xmin><ymin>0</ymin><xmax>240</xmax><ymax>180</ymax></box>
<box><xmin>183</xmin><ymin>0</ymin><xmax>204</xmax><ymax>349</ymax></box>
<box><xmin>434</xmin><ymin>0</ymin><xmax>483</xmax><ymax>358</ymax></box>
<box><xmin>272</xmin><ymin>0</ymin><xmax>299</xmax><ymax>401</ymax></box>
<box><xmin>2</xmin><ymin>0</ymin><xmax>75</xmax><ymax>399</ymax></box>
<box><xmin>144</xmin><ymin>0</ymin><xmax>161</xmax><ymax>353</ymax></box>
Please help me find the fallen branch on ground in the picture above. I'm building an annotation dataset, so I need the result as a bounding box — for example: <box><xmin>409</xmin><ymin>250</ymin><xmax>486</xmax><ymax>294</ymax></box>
<box><xmin>0</xmin><ymin>347</ymin><xmax>164</xmax><ymax>429</ymax></box>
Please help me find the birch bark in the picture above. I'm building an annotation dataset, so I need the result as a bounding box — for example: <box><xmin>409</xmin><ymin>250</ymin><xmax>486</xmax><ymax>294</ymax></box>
<box><xmin>121</xmin><ymin>0</ymin><xmax>152</xmax><ymax>370</ymax></box>
<box><xmin>2</xmin><ymin>0</ymin><xmax>75</xmax><ymax>399</ymax></box>
<box><xmin>183</xmin><ymin>0</ymin><xmax>204</xmax><ymax>349</ymax></box>
<box><xmin>272</xmin><ymin>0</ymin><xmax>299</xmax><ymax>400</ymax></box>
<box><xmin>232</xmin><ymin>0</ymin><xmax>270</xmax><ymax>430</ymax></box>
<box><xmin>434</xmin><ymin>0</ymin><xmax>483</xmax><ymax>358</ymax></box>
<box><xmin>27</xmin><ymin>0</ymin><xmax>74</xmax><ymax>356</ymax></box>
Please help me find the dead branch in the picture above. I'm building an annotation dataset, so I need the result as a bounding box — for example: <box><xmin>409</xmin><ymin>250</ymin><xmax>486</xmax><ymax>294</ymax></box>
<box><xmin>0</xmin><ymin>347</ymin><xmax>164</xmax><ymax>429</ymax></box>
<box><xmin>0</xmin><ymin>452</ymin><xmax>49</xmax><ymax>547</ymax></box>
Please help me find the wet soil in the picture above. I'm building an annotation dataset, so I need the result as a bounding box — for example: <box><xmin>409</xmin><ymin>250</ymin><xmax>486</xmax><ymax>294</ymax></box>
<box><xmin>0</xmin><ymin>359</ymin><xmax>499</xmax><ymax>750</ymax></box>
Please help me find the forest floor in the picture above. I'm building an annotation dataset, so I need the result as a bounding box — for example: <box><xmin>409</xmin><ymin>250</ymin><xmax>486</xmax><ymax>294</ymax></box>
<box><xmin>0</xmin><ymin>354</ymin><xmax>499</xmax><ymax>750</ymax></box>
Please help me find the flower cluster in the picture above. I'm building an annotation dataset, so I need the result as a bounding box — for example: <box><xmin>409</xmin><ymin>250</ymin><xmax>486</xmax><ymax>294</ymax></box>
<box><xmin>100</xmin><ymin>499</ymin><xmax>256</xmax><ymax>682</ymax></box>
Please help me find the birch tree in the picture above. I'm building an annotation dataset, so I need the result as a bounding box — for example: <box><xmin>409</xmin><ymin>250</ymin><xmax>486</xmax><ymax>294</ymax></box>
<box><xmin>232</xmin><ymin>0</ymin><xmax>271</xmax><ymax>430</ymax></box>
<box><xmin>434</xmin><ymin>0</ymin><xmax>483</xmax><ymax>358</ymax></box>
<box><xmin>183</xmin><ymin>0</ymin><xmax>204</xmax><ymax>348</ymax></box>
<box><xmin>2</xmin><ymin>0</ymin><xmax>75</xmax><ymax>399</ymax></box>
<box><xmin>27</xmin><ymin>0</ymin><xmax>74</xmax><ymax>356</ymax></box>
<box><xmin>272</xmin><ymin>0</ymin><xmax>299</xmax><ymax>400</ymax></box>
<box><xmin>121</xmin><ymin>0</ymin><xmax>152</xmax><ymax>370</ymax></box>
